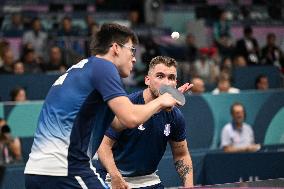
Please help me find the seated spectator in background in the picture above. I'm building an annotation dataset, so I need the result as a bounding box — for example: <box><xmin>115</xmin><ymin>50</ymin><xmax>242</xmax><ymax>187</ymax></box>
<box><xmin>13</xmin><ymin>60</ymin><xmax>25</xmax><ymax>74</ymax></box>
<box><xmin>221</xmin><ymin>102</ymin><xmax>261</xmax><ymax>153</ymax></box>
<box><xmin>128</xmin><ymin>9</ymin><xmax>141</xmax><ymax>28</ymax></box>
<box><xmin>232</xmin><ymin>55</ymin><xmax>247</xmax><ymax>67</ymax></box>
<box><xmin>10</xmin><ymin>87</ymin><xmax>27</xmax><ymax>102</ymax></box>
<box><xmin>22</xmin><ymin>17</ymin><xmax>48</xmax><ymax>60</ymax></box>
<box><xmin>235</xmin><ymin>26</ymin><xmax>260</xmax><ymax>65</ymax></box>
<box><xmin>85</xmin><ymin>15</ymin><xmax>99</xmax><ymax>35</ymax></box>
<box><xmin>0</xmin><ymin>48</ymin><xmax>14</xmax><ymax>74</ymax></box>
<box><xmin>260</xmin><ymin>33</ymin><xmax>284</xmax><ymax>69</ymax></box>
<box><xmin>0</xmin><ymin>40</ymin><xmax>10</xmax><ymax>67</ymax></box>
<box><xmin>190</xmin><ymin>77</ymin><xmax>205</xmax><ymax>94</ymax></box>
<box><xmin>2</xmin><ymin>13</ymin><xmax>25</xmax><ymax>37</ymax></box>
<box><xmin>180</xmin><ymin>33</ymin><xmax>199</xmax><ymax>83</ymax></box>
<box><xmin>21</xmin><ymin>46</ymin><xmax>43</xmax><ymax>73</ymax></box>
<box><xmin>0</xmin><ymin>124</ymin><xmax>22</xmax><ymax>164</ymax></box>
<box><xmin>56</xmin><ymin>16</ymin><xmax>85</xmax><ymax>56</ymax></box>
<box><xmin>213</xmin><ymin>9</ymin><xmax>231</xmax><ymax>47</ymax></box>
<box><xmin>57</xmin><ymin>16</ymin><xmax>78</xmax><ymax>36</ymax></box>
<box><xmin>220</xmin><ymin>57</ymin><xmax>233</xmax><ymax>77</ymax></box>
<box><xmin>255</xmin><ymin>74</ymin><xmax>269</xmax><ymax>90</ymax></box>
<box><xmin>192</xmin><ymin>48</ymin><xmax>219</xmax><ymax>84</ymax></box>
<box><xmin>185</xmin><ymin>33</ymin><xmax>199</xmax><ymax>64</ymax></box>
<box><xmin>42</xmin><ymin>46</ymin><xmax>66</xmax><ymax>74</ymax></box>
<box><xmin>0</xmin><ymin>118</ymin><xmax>7</xmax><ymax>128</ymax></box>
<box><xmin>212</xmin><ymin>73</ymin><xmax>240</xmax><ymax>94</ymax></box>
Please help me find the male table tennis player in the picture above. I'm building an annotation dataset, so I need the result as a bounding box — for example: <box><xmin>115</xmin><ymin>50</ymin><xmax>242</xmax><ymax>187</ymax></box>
<box><xmin>97</xmin><ymin>56</ymin><xmax>194</xmax><ymax>189</ymax></box>
<box><xmin>24</xmin><ymin>24</ymin><xmax>185</xmax><ymax>189</ymax></box>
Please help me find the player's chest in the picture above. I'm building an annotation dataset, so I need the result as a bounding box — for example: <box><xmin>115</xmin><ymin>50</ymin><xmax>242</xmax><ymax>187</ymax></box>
<box><xmin>135</xmin><ymin>114</ymin><xmax>173</xmax><ymax>138</ymax></box>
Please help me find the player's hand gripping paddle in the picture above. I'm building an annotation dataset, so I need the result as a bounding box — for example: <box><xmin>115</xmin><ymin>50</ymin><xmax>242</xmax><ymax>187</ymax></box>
<box><xmin>159</xmin><ymin>85</ymin><xmax>186</xmax><ymax>111</ymax></box>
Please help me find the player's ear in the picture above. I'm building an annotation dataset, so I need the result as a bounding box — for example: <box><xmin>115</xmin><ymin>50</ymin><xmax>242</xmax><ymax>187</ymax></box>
<box><xmin>145</xmin><ymin>75</ymin><xmax>150</xmax><ymax>86</ymax></box>
<box><xmin>110</xmin><ymin>43</ymin><xmax>119</xmax><ymax>56</ymax></box>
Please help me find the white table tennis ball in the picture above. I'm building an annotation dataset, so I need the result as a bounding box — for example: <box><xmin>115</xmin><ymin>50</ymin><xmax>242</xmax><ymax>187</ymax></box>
<box><xmin>171</xmin><ymin>31</ymin><xmax>180</xmax><ymax>39</ymax></box>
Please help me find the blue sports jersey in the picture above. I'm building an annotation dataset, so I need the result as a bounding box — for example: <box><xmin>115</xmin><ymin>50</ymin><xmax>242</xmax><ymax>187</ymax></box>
<box><xmin>25</xmin><ymin>56</ymin><xmax>127</xmax><ymax>176</ymax></box>
<box><xmin>105</xmin><ymin>90</ymin><xmax>186</xmax><ymax>177</ymax></box>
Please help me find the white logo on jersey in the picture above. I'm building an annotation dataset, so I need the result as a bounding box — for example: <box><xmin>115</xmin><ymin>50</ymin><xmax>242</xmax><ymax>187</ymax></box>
<box><xmin>67</xmin><ymin>59</ymin><xmax>88</xmax><ymax>72</ymax></box>
<box><xmin>138</xmin><ymin>124</ymin><xmax>145</xmax><ymax>131</ymax></box>
<box><xmin>164</xmin><ymin>124</ymin><xmax>171</xmax><ymax>136</ymax></box>
<box><xmin>53</xmin><ymin>73</ymin><xmax>68</xmax><ymax>86</ymax></box>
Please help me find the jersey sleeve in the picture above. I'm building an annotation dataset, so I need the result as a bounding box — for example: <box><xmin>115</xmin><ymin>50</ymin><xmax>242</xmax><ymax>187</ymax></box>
<box><xmin>220</xmin><ymin>124</ymin><xmax>232</xmax><ymax>147</ymax></box>
<box><xmin>169</xmin><ymin>108</ymin><xmax>187</xmax><ymax>142</ymax></box>
<box><xmin>91</xmin><ymin>60</ymin><xmax>127</xmax><ymax>102</ymax></box>
<box><xmin>105</xmin><ymin>126</ymin><xmax>121</xmax><ymax>141</ymax></box>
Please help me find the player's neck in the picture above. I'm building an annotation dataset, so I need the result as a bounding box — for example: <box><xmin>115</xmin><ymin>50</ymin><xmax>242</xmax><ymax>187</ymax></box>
<box><xmin>143</xmin><ymin>88</ymin><xmax>155</xmax><ymax>104</ymax></box>
<box><xmin>96</xmin><ymin>54</ymin><xmax>115</xmax><ymax>64</ymax></box>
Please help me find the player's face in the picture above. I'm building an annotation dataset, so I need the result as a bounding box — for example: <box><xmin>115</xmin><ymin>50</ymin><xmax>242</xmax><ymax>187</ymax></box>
<box><xmin>117</xmin><ymin>40</ymin><xmax>136</xmax><ymax>78</ymax></box>
<box><xmin>232</xmin><ymin>105</ymin><xmax>245</xmax><ymax>124</ymax></box>
<box><xmin>145</xmin><ymin>63</ymin><xmax>177</xmax><ymax>98</ymax></box>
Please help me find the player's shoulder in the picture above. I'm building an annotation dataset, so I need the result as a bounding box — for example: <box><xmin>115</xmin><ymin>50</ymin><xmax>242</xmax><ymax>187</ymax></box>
<box><xmin>171</xmin><ymin>106</ymin><xmax>183</xmax><ymax>116</ymax></box>
<box><xmin>222</xmin><ymin>123</ymin><xmax>233</xmax><ymax>131</ymax></box>
<box><xmin>127</xmin><ymin>90</ymin><xmax>144</xmax><ymax>104</ymax></box>
<box><xmin>165</xmin><ymin>107</ymin><xmax>184</xmax><ymax>123</ymax></box>
<box><xmin>88</xmin><ymin>56</ymin><xmax>115</xmax><ymax>69</ymax></box>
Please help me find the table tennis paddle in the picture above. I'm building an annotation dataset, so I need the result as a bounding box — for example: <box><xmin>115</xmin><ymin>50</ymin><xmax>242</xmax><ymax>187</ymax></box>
<box><xmin>159</xmin><ymin>85</ymin><xmax>186</xmax><ymax>106</ymax></box>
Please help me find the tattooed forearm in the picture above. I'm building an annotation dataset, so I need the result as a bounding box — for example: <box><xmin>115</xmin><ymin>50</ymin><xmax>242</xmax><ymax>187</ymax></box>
<box><xmin>174</xmin><ymin>159</ymin><xmax>192</xmax><ymax>184</ymax></box>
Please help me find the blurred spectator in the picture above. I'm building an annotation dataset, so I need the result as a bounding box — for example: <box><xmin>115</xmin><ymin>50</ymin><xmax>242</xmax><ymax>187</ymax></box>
<box><xmin>13</xmin><ymin>60</ymin><xmax>25</xmax><ymax>74</ymax></box>
<box><xmin>136</xmin><ymin>36</ymin><xmax>161</xmax><ymax>87</ymax></box>
<box><xmin>0</xmin><ymin>124</ymin><xmax>22</xmax><ymax>164</ymax></box>
<box><xmin>42</xmin><ymin>46</ymin><xmax>66</xmax><ymax>74</ymax></box>
<box><xmin>192</xmin><ymin>47</ymin><xmax>219</xmax><ymax>84</ymax></box>
<box><xmin>220</xmin><ymin>57</ymin><xmax>233</xmax><ymax>77</ymax></box>
<box><xmin>57</xmin><ymin>16</ymin><xmax>77</xmax><ymax>36</ymax></box>
<box><xmin>235</xmin><ymin>26</ymin><xmax>260</xmax><ymax>65</ymax></box>
<box><xmin>0</xmin><ymin>118</ymin><xmax>6</xmax><ymax>128</ymax></box>
<box><xmin>0</xmin><ymin>40</ymin><xmax>10</xmax><ymax>67</ymax></box>
<box><xmin>212</xmin><ymin>73</ymin><xmax>240</xmax><ymax>94</ymax></box>
<box><xmin>180</xmin><ymin>33</ymin><xmax>199</xmax><ymax>83</ymax></box>
<box><xmin>22</xmin><ymin>17</ymin><xmax>48</xmax><ymax>59</ymax></box>
<box><xmin>128</xmin><ymin>9</ymin><xmax>141</xmax><ymax>28</ymax></box>
<box><xmin>221</xmin><ymin>102</ymin><xmax>261</xmax><ymax>153</ymax></box>
<box><xmin>2</xmin><ymin>13</ymin><xmax>25</xmax><ymax>37</ymax></box>
<box><xmin>85</xmin><ymin>15</ymin><xmax>96</xmax><ymax>32</ymax></box>
<box><xmin>260</xmin><ymin>33</ymin><xmax>284</xmax><ymax>69</ymax></box>
<box><xmin>144</xmin><ymin>0</ymin><xmax>163</xmax><ymax>26</ymax></box>
<box><xmin>10</xmin><ymin>86</ymin><xmax>27</xmax><ymax>102</ymax></box>
<box><xmin>0</xmin><ymin>48</ymin><xmax>14</xmax><ymax>74</ymax></box>
<box><xmin>213</xmin><ymin>10</ymin><xmax>232</xmax><ymax>53</ymax></box>
<box><xmin>255</xmin><ymin>74</ymin><xmax>269</xmax><ymax>90</ymax></box>
<box><xmin>56</xmin><ymin>16</ymin><xmax>85</xmax><ymax>57</ymax></box>
<box><xmin>85</xmin><ymin>18</ymin><xmax>100</xmax><ymax>57</ymax></box>
<box><xmin>21</xmin><ymin>46</ymin><xmax>43</xmax><ymax>73</ymax></box>
<box><xmin>190</xmin><ymin>77</ymin><xmax>205</xmax><ymax>94</ymax></box>
<box><xmin>85</xmin><ymin>15</ymin><xmax>99</xmax><ymax>36</ymax></box>
<box><xmin>232</xmin><ymin>55</ymin><xmax>247</xmax><ymax>67</ymax></box>
<box><xmin>185</xmin><ymin>33</ymin><xmax>198</xmax><ymax>64</ymax></box>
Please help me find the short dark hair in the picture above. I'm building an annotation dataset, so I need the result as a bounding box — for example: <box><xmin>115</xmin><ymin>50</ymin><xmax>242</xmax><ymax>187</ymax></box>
<box><xmin>90</xmin><ymin>23</ymin><xmax>138</xmax><ymax>55</ymax></box>
<box><xmin>1</xmin><ymin>124</ymin><xmax>11</xmax><ymax>134</ymax></box>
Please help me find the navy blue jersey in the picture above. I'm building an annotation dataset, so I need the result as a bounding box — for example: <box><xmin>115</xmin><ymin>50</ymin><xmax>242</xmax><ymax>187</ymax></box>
<box><xmin>105</xmin><ymin>90</ymin><xmax>186</xmax><ymax>177</ymax></box>
<box><xmin>25</xmin><ymin>56</ymin><xmax>127</xmax><ymax>176</ymax></box>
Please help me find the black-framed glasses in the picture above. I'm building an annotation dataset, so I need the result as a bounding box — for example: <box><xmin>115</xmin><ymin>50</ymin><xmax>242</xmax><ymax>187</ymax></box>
<box><xmin>118</xmin><ymin>43</ymin><xmax>136</xmax><ymax>57</ymax></box>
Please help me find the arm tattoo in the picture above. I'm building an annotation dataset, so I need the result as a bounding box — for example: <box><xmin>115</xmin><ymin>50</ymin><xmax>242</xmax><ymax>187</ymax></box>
<box><xmin>174</xmin><ymin>159</ymin><xmax>192</xmax><ymax>184</ymax></box>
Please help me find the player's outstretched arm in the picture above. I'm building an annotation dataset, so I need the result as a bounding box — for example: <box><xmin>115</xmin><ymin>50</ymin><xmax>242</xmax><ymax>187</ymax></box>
<box><xmin>97</xmin><ymin>136</ymin><xmax>129</xmax><ymax>189</ymax></box>
<box><xmin>108</xmin><ymin>93</ymin><xmax>178</xmax><ymax>129</ymax></box>
<box><xmin>170</xmin><ymin>140</ymin><xmax>194</xmax><ymax>187</ymax></box>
